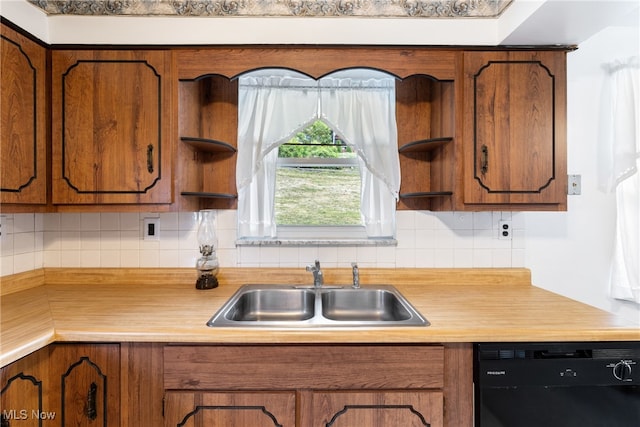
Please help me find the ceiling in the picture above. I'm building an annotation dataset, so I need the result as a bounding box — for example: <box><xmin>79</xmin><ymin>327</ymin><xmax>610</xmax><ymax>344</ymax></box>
<box><xmin>1</xmin><ymin>0</ymin><xmax>639</xmax><ymax>46</ymax></box>
<box><xmin>500</xmin><ymin>0</ymin><xmax>639</xmax><ymax>45</ymax></box>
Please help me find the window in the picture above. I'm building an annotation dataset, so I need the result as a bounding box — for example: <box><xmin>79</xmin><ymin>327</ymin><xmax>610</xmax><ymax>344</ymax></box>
<box><xmin>275</xmin><ymin>120</ymin><xmax>361</xmax><ymax>227</ymax></box>
<box><xmin>236</xmin><ymin>68</ymin><xmax>400</xmax><ymax>242</ymax></box>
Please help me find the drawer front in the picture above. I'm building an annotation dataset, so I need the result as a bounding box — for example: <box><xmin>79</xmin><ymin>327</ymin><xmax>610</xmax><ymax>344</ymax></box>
<box><xmin>164</xmin><ymin>345</ymin><xmax>444</xmax><ymax>390</ymax></box>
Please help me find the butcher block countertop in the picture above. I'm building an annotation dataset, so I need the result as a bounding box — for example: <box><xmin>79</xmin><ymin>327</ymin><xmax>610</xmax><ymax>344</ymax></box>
<box><xmin>2</xmin><ymin>267</ymin><xmax>639</xmax><ymax>367</ymax></box>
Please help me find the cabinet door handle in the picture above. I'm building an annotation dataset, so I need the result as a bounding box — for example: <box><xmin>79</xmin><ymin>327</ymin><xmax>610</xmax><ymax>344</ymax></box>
<box><xmin>480</xmin><ymin>145</ymin><xmax>489</xmax><ymax>175</ymax></box>
<box><xmin>147</xmin><ymin>144</ymin><xmax>154</xmax><ymax>173</ymax></box>
<box><xmin>85</xmin><ymin>382</ymin><xmax>98</xmax><ymax>420</ymax></box>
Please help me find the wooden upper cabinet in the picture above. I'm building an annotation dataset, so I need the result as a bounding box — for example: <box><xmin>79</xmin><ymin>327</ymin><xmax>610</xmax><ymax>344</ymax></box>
<box><xmin>176</xmin><ymin>47</ymin><xmax>456</xmax><ymax>80</ymax></box>
<box><xmin>0</xmin><ymin>24</ymin><xmax>47</xmax><ymax>207</ymax></box>
<box><xmin>462</xmin><ymin>50</ymin><xmax>567</xmax><ymax>210</ymax></box>
<box><xmin>52</xmin><ymin>50</ymin><xmax>174</xmax><ymax>205</ymax></box>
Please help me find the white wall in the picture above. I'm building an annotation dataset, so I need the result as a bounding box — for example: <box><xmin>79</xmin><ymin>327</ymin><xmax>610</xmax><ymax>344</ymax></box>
<box><xmin>524</xmin><ymin>24</ymin><xmax>640</xmax><ymax>325</ymax></box>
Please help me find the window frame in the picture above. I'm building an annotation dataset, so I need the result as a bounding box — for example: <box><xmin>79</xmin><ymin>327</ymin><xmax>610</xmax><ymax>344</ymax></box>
<box><xmin>236</xmin><ymin>68</ymin><xmax>400</xmax><ymax>243</ymax></box>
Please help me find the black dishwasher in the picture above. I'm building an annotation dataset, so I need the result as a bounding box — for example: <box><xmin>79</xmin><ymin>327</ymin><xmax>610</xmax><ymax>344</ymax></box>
<box><xmin>474</xmin><ymin>342</ymin><xmax>640</xmax><ymax>427</ymax></box>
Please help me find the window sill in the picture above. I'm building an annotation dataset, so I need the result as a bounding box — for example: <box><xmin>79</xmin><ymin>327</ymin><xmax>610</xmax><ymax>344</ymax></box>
<box><xmin>236</xmin><ymin>238</ymin><xmax>397</xmax><ymax>247</ymax></box>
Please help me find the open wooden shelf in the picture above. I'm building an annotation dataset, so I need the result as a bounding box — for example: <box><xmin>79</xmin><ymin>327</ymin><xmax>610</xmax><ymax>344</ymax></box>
<box><xmin>398</xmin><ymin>137</ymin><xmax>453</xmax><ymax>154</ymax></box>
<box><xmin>177</xmin><ymin>76</ymin><xmax>239</xmax><ymax>210</ymax></box>
<box><xmin>180</xmin><ymin>137</ymin><xmax>236</xmax><ymax>153</ymax></box>
<box><xmin>399</xmin><ymin>191</ymin><xmax>453</xmax><ymax>199</ymax></box>
<box><xmin>180</xmin><ymin>192</ymin><xmax>237</xmax><ymax>199</ymax></box>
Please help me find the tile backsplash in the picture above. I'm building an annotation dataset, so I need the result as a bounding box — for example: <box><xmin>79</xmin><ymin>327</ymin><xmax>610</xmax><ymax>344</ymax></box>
<box><xmin>0</xmin><ymin>210</ymin><xmax>524</xmax><ymax>276</ymax></box>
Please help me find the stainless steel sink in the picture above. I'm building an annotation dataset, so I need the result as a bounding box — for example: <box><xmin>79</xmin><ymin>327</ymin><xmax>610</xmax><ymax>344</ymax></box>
<box><xmin>225</xmin><ymin>288</ymin><xmax>316</xmax><ymax>321</ymax></box>
<box><xmin>321</xmin><ymin>288</ymin><xmax>412</xmax><ymax>322</ymax></box>
<box><xmin>207</xmin><ymin>284</ymin><xmax>428</xmax><ymax>327</ymax></box>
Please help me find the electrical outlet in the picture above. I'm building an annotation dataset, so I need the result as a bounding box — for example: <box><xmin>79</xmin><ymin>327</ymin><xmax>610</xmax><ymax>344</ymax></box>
<box><xmin>143</xmin><ymin>217</ymin><xmax>160</xmax><ymax>240</ymax></box>
<box><xmin>498</xmin><ymin>220</ymin><xmax>512</xmax><ymax>240</ymax></box>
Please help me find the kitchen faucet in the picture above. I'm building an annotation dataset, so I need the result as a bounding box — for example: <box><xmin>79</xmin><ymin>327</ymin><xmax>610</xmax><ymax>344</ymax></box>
<box><xmin>306</xmin><ymin>260</ymin><xmax>324</xmax><ymax>288</ymax></box>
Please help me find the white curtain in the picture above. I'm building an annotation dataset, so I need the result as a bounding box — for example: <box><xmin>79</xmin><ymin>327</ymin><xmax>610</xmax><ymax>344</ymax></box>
<box><xmin>237</xmin><ymin>70</ymin><xmax>319</xmax><ymax>238</ymax></box>
<box><xmin>236</xmin><ymin>69</ymin><xmax>400</xmax><ymax>239</ymax></box>
<box><xmin>598</xmin><ymin>56</ymin><xmax>640</xmax><ymax>303</ymax></box>
<box><xmin>319</xmin><ymin>70</ymin><xmax>400</xmax><ymax>237</ymax></box>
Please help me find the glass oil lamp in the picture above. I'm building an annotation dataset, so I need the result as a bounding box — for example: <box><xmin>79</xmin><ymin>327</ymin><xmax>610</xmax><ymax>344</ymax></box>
<box><xmin>195</xmin><ymin>209</ymin><xmax>219</xmax><ymax>290</ymax></box>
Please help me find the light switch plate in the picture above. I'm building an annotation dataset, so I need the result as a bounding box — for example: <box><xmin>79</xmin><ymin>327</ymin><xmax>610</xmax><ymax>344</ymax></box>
<box><xmin>568</xmin><ymin>174</ymin><xmax>581</xmax><ymax>195</ymax></box>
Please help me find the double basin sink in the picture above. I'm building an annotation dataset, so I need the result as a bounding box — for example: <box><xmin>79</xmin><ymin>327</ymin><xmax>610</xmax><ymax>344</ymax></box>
<box><xmin>207</xmin><ymin>284</ymin><xmax>428</xmax><ymax>327</ymax></box>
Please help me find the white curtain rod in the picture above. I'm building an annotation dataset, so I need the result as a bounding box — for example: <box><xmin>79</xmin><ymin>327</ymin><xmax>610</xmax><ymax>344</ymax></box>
<box><xmin>602</xmin><ymin>56</ymin><xmax>639</xmax><ymax>74</ymax></box>
<box><xmin>238</xmin><ymin>82</ymin><xmax>395</xmax><ymax>91</ymax></box>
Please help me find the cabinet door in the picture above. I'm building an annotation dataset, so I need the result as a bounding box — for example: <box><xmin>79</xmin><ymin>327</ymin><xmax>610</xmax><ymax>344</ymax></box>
<box><xmin>306</xmin><ymin>391</ymin><xmax>443</xmax><ymax>427</ymax></box>
<box><xmin>164</xmin><ymin>392</ymin><xmax>296</xmax><ymax>427</ymax></box>
<box><xmin>462</xmin><ymin>51</ymin><xmax>567</xmax><ymax>208</ymax></box>
<box><xmin>0</xmin><ymin>347</ymin><xmax>50</xmax><ymax>426</ymax></box>
<box><xmin>0</xmin><ymin>23</ymin><xmax>47</xmax><ymax>206</ymax></box>
<box><xmin>48</xmin><ymin>344</ymin><xmax>120</xmax><ymax>427</ymax></box>
<box><xmin>52</xmin><ymin>50</ymin><xmax>174</xmax><ymax>205</ymax></box>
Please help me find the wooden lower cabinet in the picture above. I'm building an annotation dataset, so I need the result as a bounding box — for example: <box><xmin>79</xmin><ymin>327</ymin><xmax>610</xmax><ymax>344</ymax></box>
<box><xmin>120</xmin><ymin>343</ymin><xmax>165</xmax><ymax>427</ymax></box>
<box><xmin>0</xmin><ymin>343</ymin><xmax>119</xmax><ymax>427</ymax></box>
<box><xmin>48</xmin><ymin>344</ymin><xmax>120</xmax><ymax>427</ymax></box>
<box><xmin>1</xmin><ymin>343</ymin><xmax>471</xmax><ymax>427</ymax></box>
<box><xmin>302</xmin><ymin>391</ymin><xmax>443</xmax><ymax>427</ymax></box>
<box><xmin>164</xmin><ymin>390</ymin><xmax>442</xmax><ymax>427</ymax></box>
<box><xmin>0</xmin><ymin>347</ymin><xmax>50</xmax><ymax>426</ymax></box>
<box><xmin>162</xmin><ymin>344</ymin><xmax>467</xmax><ymax>427</ymax></box>
<box><xmin>164</xmin><ymin>392</ymin><xmax>296</xmax><ymax>427</ymax></box>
